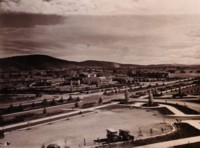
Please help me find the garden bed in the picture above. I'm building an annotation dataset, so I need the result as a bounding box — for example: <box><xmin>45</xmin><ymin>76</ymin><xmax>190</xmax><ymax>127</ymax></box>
<box><xmin>162</xmin><ymin>103</ymin><xmax>199</xmax><ymax>114</ymax></box>
<box><xmin>151</xmin><ymin>107</ymin><xmax>174</xmax><ymax>115</ymax></box>
<box><xmin>173</xmin><ymin>142</ymin><xmax>200</xmax><ymax>148</ymax></box>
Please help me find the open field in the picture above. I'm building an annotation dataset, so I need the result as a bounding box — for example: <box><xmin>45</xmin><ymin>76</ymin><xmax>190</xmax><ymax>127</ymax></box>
<box><xmin>0</xmin><ymin>107</ymin><xmax>173</xmax><ymax>148</ymax></box>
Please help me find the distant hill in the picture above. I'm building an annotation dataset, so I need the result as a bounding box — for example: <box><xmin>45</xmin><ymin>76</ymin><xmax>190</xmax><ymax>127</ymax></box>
<box><xmin>79</xmin><ymin>60</ymin><xmax>122</xmax><ymax>68</ymax></box>
<box><xmin>0</xmin><ymin>54</ymin><xmax>137</xmax><ymax>72</ymax></box>
<box><xmin>0</xmin><ymin>54</ymin><xmax>199</xmax><ymax>72</ymax></box>
<box><xmin>0</xmin><ymin>55</ymin><xmax>78</xmax><ymax>71</ymax></box>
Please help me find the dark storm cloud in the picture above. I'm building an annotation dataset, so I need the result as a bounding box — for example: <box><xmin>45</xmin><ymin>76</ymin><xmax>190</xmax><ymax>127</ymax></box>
<box><xmin>0</xmin><ymin>12</ymin><xmax>65</xmax><ymax>28</ymax></box>
<box><xmin>0</xmin><ymin>0</ymin><xmax>19</xmax><ymax>4</ymax></box>
<box><xmin>0</xmin><ymin>0</ymin><xmax>64</xmax><ymax>28</ymax></box>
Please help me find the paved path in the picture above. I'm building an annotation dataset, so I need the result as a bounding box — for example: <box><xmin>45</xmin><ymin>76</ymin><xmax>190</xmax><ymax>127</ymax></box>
<box><xmin>137</xmin><ymin>98</ymin><xmax>200</xmax><ymax>113</ymax></box>
<box><xmin>136</xmin><ymin>136</ymin><xmax>200</xmax><ymax>148</ymax></box>
<box><xmin>133</xmin><ymin>102</ymin><xmax>186</xmax><ymax>116</ymax></box>
<box><xmin>0</xmin><ymin>102</ymin><xmax>119</xmax><ymax>132</ymax></box>
<box><xmin>133</xmin><ymin>100</ymin><xmax>200</xmax><ymax>148</ymax></box>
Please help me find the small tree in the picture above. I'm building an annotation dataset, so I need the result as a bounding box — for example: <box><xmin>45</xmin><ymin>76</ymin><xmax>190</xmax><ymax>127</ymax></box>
<box><xmin>31</xmin><ymin>102</ymin><xmax>35</xmax><ymax>108</ymax></box>
<box><xmin>68</xmin><ymin>95</ymin><xmax>73</xmax><ymax>101</ymax></box>
<box><xmin>138</xmin><ymin>127</ymin><xmax>143</xmax><ymax>136</ymax></box>
<box><xmin>59</xmin><ymin>96</ymin><xmax>64</xmax><ymax>103</ymax></box>
<box><xmin>7</xmin><ymin>103</ymin><xmax>14</xmax><ymax>113</ymax></box>
<box><xmin>50</xmin><ymin>99</ymin><xmax>56</xmax><ymax>106</ymax></box>
<box><xmin>41</xmin><ymin>144</ymin><xmax>45</xmax><ymax>148</ymax></box>
<box><xmin>124</xmin><ymin>90</ymin><xmax>129</xmax><ymax>104</ymax></box>
<box><xmin>74</xmin><ymin>102</ymin><xmax>79</xmax><ymax>108</ymax></box>
<box><xmin>43</xmin><ymin>108</ymin><xmax>47</xmax><ymax>114</ymax></box>
<box><xmin>150</xmin><ymin>128</ymin><xmax>153</xmax><ymax>135</ymax></box>
<box><xmin>42</xmin><ymin>98</ymin><xmax>48</xmax><ymax>106</ymax></box>
<box><xmin>161</xmin><ymin>128</ymin><xmax>164</xmax><ymax>133</ymax></box>
<box><xmin>18</xmin><ymin>103</ymin><xmax>23</xmax><ymax>111</ymax></box>
<box><xmin>84</xmin><ymin>138</ymin><xmax>86</xmax><ymax>146</ymax></box>
<box><xmin>103</xmin><ymin>90</ymin><xmax>107</xmax><ymax>95</ymax></box>
<box><xmin>76</xmin><ymin>97</ymin><xmax>80</xmax><ymax>102</ymax></box>
<box><xmin>9</xmin><ymin>103</ymin><xmax>13</xmax><ymax>108</ymax></box>
<box><xmin>98</xmin><ymin>97</ymin><xmax>103</xmax><ymax>105</ymax></box>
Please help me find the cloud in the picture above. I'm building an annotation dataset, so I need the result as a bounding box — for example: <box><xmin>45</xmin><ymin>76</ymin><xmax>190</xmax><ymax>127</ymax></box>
<box><xmin>1</xmin><ymin>0</ymin><xmax>200</xmax><ymax>15</ymax></box>
<box><xmin>1</xmin><ymin>14</ymin><xmax>200</xmax><ymax>64</ymax></box>
<box><xmin>0</xmin><ymin>13</ymin><xmax>64</xmax><ymax>28</ymax></box>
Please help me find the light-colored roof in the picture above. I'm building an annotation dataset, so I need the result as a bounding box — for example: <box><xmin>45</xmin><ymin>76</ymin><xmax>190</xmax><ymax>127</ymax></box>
<box><xmin>106</xmin><ymin>128</ymin><xmax>117</xmax><ymax>133</ymax></box>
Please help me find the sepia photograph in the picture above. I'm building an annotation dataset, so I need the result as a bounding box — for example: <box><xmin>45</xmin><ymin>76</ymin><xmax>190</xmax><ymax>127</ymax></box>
<box><xmin>0</xmin><ymin>0</ymin><xmax>200</xmax><ymax>148</ymax></box>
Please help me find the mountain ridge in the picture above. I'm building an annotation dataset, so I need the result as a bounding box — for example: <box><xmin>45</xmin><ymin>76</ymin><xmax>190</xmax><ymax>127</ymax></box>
<box><xmin>0</xmin><ymin>54</ymin><xmax>137</xmax><ymax>71</ymax></box>
<box><xmin>0</xmin><ymin>54</ymin><xmax>199</xmax><ymax>72</ymax></box>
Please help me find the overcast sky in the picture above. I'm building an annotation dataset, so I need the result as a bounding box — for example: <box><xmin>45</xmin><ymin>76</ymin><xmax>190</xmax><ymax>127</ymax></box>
<box><xmin>0</xmin><ymin>0</ymin><xmax>200</xmax><ymax>65</ymax></box>
<box><xmin>2</xmin><ymin>0</ymin><xmax>200</xmax><ymax>15</ymax></box>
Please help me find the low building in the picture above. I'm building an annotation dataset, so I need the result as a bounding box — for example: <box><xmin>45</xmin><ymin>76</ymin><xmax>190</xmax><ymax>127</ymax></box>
<box><xmin>46</xmin><ymin>78</ymin><xmax>65</xmax><ymax>86</ymax></box>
